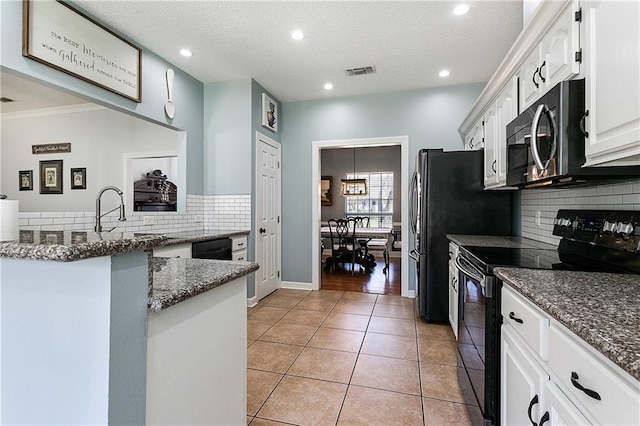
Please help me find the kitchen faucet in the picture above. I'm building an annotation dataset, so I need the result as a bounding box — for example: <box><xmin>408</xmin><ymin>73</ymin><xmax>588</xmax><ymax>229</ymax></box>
<box><xmin>95</xmin><ymin>186</ymin><xmax>126</xmax><ymax>232</ymax></box>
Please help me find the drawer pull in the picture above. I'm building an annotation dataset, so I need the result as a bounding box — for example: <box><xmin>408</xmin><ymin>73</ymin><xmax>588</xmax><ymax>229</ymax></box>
<box><xmin>509</xmin><ymin>312</ymin><xmax>524</xmax><ymax>324</ymax></box>
<box><xmin>571</xmin><ymin>371</ymin><xmax>601</xmax><ymax>400</ymax></box>
<box><xmin>527</xmin><ymin>394</ymin><xmax>539</xmax><ymax>426</ymax></box>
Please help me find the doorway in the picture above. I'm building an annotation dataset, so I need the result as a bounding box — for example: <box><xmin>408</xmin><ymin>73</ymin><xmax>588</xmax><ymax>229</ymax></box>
<box><xmin>255</xmin><ymin>132</ymin><xmax>282</xmax><ymax>300</ymax></box>
<box><xmin>311</xmin><ymin>136</ymin><xmax>411</xmax><ymax>298</ymax></box>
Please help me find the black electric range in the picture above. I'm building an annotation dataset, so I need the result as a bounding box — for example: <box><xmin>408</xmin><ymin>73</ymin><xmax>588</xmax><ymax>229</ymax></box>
<box><xmin>454</xmin><ymin>210</ymin><xmax>640</xmax><ymax>426</ymax></box>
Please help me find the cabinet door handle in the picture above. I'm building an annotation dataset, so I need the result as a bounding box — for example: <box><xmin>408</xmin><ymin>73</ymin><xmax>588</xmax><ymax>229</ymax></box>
<box><xmin>533</xmin><ymin>68</ymin><xmax>539</xmax><ymax>89</ymax></box>
<box><xmin>509</xmin><ymin>312</ymin><xmax>524</xmax><ymax>324</ymax></box>
<box><xmin>539</xmin><ymin>411</ymin><xmax>550</xmax><ymax>426</ymax></box>
<box><xmin>259</xmin><ymin>228</ymin><xmax>266</xmax><ymax>234</ymax></box>
<box><xmin>579</xmin><ymin>110</ymin><xmax>590</xmax><ymax>138</ymax></box>
<box><xmin>469</xmin><ymin>137</ymin><xmax>475</xmax><ymax>149</ymax></box>
<box><xmin>571</xmin><ymin>371</ymin><xmax>601</xmax><ymax>400</ymax></box>
<box><xmin>538</xmin><ymin>61</ymin><xmax>546</xmax><ymax>83</ymax></box>
<box><xmin>527</xmin><ymin>394</ymin><xmax>539</xmax><ymax>426</ymax></box>
<box><xmin>491</xmin><ymin>160</ymin><xmax>497</xmax><ymax>173</ymax></box>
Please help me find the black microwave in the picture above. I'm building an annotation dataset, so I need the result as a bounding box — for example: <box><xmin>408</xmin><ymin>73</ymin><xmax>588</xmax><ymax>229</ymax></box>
<box><xmin>506</xmin><ymin>79</ymin><xmax>639</xmax><ymax>188</ymax></box>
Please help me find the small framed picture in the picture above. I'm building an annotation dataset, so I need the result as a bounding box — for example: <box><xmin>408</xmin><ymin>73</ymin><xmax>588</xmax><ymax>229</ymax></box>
<box><xmin>261</xmin><ymin>93</ymin><xmax>278</xmax><ymax>132</ymax></box>
<box><xmin>19</xmin><ymin>170</ymin><xmax>33</xmax><ymax>191</ymax></box>
<box><xmin>71</xmin><ymin>167</ymin><xmax>87</xmax><ymax>189</ymax></box>
<box><xmin>39</xmin><ymin>160</ymin><xmax>63</xmax><ymax>194</ymax></box>
<box><xmin>321</xmin><ymin>176</ymin><xmax>333</xmax><ymax>206</ymax></box>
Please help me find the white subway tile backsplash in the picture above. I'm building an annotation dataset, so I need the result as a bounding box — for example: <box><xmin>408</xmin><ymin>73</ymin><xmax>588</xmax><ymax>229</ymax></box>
<box><xmin>521</xmin><ymin>179</ymin><xmax>640</xmax><ymax>243</ymax></box>
<box><xmin>18</xmin><ymin>194</ymin><xmax>251</xmax><ymax>233</ymax></box>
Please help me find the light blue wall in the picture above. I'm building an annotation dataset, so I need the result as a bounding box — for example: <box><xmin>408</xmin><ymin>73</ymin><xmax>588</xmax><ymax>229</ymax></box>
<box><xmin>204</xmin><ymin>79</ymin><xmax>252</xmax><ymax>194</ymax></box>
<box><xmin>0</xmin><ymin>0</ymin><xmax>205</xmax><ymax>194</ymax></box>
<box><xmin>203</xmin><ymin>78</ymin><xmax>281</xmax><ymax>298</ymax></box>
<box><xmin>280</xmin><ymin>83</ymin><xmax>485</xmax><ymax>286</ymax></box>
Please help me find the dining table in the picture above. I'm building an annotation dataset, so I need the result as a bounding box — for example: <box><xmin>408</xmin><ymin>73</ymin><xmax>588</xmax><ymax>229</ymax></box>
<box><xmin>320</xmin><ymin>226</ymin><xmax>392</xmax><ymax>272</ymax></box>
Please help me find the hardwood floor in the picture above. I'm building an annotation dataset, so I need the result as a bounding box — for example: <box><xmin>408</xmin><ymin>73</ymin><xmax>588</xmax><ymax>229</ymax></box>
<box><xmin>320</xmin><ymin>255</ymin><xmax>401</xmax><ymax>295</ymax></box>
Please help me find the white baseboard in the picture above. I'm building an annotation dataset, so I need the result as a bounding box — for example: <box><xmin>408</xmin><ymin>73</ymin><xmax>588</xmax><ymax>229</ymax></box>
<box><xmin>280</xmin><ymin>281</ymin><xmax>313</xmax><ymax>291</ymax></box>
<box><xmin>246</xmin><ymin>295</ymin><xmax>258</xmax><ymax>307</ymax></box>
<box><xmin>403</xmin><ymin>289</ymin><xmax>416</xmax><ymax>298</ymax></box>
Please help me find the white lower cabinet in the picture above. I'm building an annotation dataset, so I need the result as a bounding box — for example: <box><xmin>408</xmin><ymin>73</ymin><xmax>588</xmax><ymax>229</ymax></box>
<box><xmin>544</xmin><ymin>381</ymin><xmax>590</xmax><ymax>426</ymax></box>
<box><xmin>501</xmin><ymin>325</ymin><xmax>549</xmax><ymax>426</ymax></box>
<box><xmin>153</xmin><ymin>243</ymin><xmax>192</xmax><ymax>258</ymax></box>
<box><xmin>448</xmin><ymin>261</ymin><xmax>459</xmax><ymax>339</ymax></box>
<box><xmin>501</xmin><ymin>284</ymin><xmax>640</xmax><ymax>426</ymax></box>
<box><xmin>231</xmin><ymin>235</ymin><xmax>248</xmax><ymax>261</ymax></box>
<box><xmin>448</xmin><ymin>242</ymin><xmax>460</xmax><ymax>339</ymax></box>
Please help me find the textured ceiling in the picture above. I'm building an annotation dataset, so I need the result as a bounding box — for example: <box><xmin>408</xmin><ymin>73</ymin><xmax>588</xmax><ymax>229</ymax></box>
<box><xmin>72</xmin><ymin>0</ymin><xmax>524</xmax><ymax>102</ymax></box>
<box><xmin>1</xmin><ymin>1</ymin><xmax>524</xmax><ymax>111</ymax></box>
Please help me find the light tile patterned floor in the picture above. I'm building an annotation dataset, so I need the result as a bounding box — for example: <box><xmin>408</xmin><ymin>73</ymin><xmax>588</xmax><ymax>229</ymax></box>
<box><xmin>247</xmin><ymin>289</ymin><xmax>483</xmax><ymax>426</ymax></box>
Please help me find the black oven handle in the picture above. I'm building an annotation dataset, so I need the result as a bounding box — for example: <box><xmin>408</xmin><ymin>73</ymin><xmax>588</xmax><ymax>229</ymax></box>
<box><xmin>530</xmin><ymin>103</ymin><xmax>557</xmax><ymax>172</ymax></box>
<box><xmin>455</xmin><ymin>255</ymin><xmax>486</xmax><ymax>286</ymax></box>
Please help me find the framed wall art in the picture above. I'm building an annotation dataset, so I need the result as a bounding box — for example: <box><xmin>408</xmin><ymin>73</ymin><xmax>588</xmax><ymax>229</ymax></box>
<box><xmin>19</xmin><ymin>170</ymin><xmax>33</xmax><ymax>191</ymax></box>
<box><xmin>261</xmin><ymin>93</ymin><xmax>278</xmax><ymax>132</ymax></box>
<box><xmin>39</xmin><ymin>160</ymin><xmax>63</xmax><ymax>194</ymax></box>
<box><xmin>71</xmin><ymin>167</ymin><xmax>87</xmax><ymax>189</ymax></box>
<box><xmin>321</xmin><ymin>176</ymin><xmax>333</xmax><ymax>206</ymax></box>
<box><xmin>22</xmin><ymin>0</ymin><xmax>142</xmax><ymax>102</ymax></box>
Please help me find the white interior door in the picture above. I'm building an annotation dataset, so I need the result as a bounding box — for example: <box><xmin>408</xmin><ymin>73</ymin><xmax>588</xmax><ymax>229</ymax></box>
<box><xmin>255</xmin><ymin>132</ymin><xmax>281</xmax><ymax>300</ymax></box>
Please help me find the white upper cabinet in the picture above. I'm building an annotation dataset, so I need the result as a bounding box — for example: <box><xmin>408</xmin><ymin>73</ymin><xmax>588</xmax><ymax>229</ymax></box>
<box><xmin>519</xmin><ymin>1</ymin><xmax>581</xmax><ymax>111</ymax></box>
<box><xmin>465</xmin><ymin>120</ymin><xmax>484</xmax><ymax>151</ymax></box>
<box><xmin>485</xmin><ymin>77</ymin><xmax>518</xmax><ymax>189</ymax></box>
<box><xmin>583</xmin><ymin>0</ymin><xmax>640</xmax><ymax>166</ymax></box>
<box><xmin>483</xmin><ymin>104</ymin><xmax>498</xmax><ymax>186</ymax></box>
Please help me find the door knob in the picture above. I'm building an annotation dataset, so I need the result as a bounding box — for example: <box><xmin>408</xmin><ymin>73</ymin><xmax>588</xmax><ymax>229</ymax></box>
<box><xmin>259</xmin><ymin>228</ymin><xmax>266</xmax><ymax>234</ymax></box>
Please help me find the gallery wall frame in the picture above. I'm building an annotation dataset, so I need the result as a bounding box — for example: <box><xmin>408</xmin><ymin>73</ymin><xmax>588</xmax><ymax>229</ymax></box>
<box><xmin>22</xmin><ymin>0</ymin><xmax>142</xmax><ymax>102</ymax></box>
<box><xmin>71</xmin><ymin>167</ymin><xmax>87</xmax><ymax>189</ymax></box>
<box><xmin>261</xmin><ymin>93</ymin><xmax>278</xmax><ymax>132</ymax></box>
<box><xmin>19</xmin><ymin>170</ymin><xmax>33</xmax><ymax>191</ymax></box>
<box><xmin>39</xmin><ymin>160</ymin><xmax>63</xmax><ymax>194</ymax></box>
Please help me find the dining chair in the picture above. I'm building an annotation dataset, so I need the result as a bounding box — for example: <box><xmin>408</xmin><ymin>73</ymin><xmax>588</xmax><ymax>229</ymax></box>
<box><xmin>353</xmin><ymin>216</ymin><xmax>389</xmax><ymax>274</ymax></box>
<box><xmin>327</xmin><ymin>218</ymin><xmax>359</xmax><ymax>274</ymax></box>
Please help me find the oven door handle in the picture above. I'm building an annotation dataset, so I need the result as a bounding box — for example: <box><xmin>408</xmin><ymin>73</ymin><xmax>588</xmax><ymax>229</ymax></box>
<box><xmin>455</xmin><ymin>255</ymin><xmax>485</xmax><ymax>285</ymax></box>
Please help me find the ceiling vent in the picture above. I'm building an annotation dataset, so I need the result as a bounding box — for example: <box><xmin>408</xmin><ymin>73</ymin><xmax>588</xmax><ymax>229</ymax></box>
<box><xmin>0</xmin><ymin>97</ymin><xmax>15</xmax><ymax>103</ymax></box>
<box><xmin>345</xmin><ymin>66</ymin><xmax>376</xmax><ymax>77</ymax></box>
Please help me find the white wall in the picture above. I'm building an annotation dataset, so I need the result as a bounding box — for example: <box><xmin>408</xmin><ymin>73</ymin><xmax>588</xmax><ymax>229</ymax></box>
<box><xmin>1</xmin><ymin>105</ymin><xmax>183</xmax><ymax>212</ymax></box>
<box><xmin>520</xmin><ymin>179</ymin><xmax>640</xmax><ymax>245</ymax></box>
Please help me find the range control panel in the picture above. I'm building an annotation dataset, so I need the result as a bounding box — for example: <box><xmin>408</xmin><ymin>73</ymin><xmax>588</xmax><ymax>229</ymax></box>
<box><xmin>553</xmin><ymin>210</ymin><xmax>640</xmax><ymax>251</ymax></box>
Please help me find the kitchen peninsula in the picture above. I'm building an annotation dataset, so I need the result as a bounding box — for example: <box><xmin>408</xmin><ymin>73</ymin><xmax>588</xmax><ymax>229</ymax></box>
<box><xmin>0</xmin><ymin>230</ymin><xmax>257</xmax><ymax>425</ymax></box>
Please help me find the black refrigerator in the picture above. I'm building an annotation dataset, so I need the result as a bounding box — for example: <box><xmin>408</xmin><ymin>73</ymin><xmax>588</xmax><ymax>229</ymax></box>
<box><xmin>410</xmin><ymin>149</ymin><xmax>513</xmax><ymax>322</ymax></box>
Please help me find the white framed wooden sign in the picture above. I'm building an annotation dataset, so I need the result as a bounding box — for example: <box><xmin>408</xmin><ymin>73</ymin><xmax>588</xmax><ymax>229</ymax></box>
<box><xmin>22</xmin><ymin>0</ymin><xmax>142</xmax><ymax>102</ymax></box>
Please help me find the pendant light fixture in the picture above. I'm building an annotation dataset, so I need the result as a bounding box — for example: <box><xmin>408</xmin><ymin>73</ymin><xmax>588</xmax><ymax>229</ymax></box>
<box><xmin>340</xmin><ymin>147</ymin><xmax>368</xmax><ymax>197</ymax></box>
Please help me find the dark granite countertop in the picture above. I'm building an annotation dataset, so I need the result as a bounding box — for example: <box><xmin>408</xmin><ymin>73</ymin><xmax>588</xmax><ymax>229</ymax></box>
<box><xmin>0</xmin><ymin>230</ymin><xmax>167</xmax><ymax>262</ymax></box>
<box><xmin>0</xmin><ymin>229</ymin><xmax>250</xmax><ymax>262</ymax></box>
<box><xmin>159</xmin><ymin>230</ymin><xmax>249</xmax><ymax>246</ymax></box>
<box><xmin>447</xmin><ymin>234</ymin><xmax>557</xmax><ymax>250</ymax></box>
<box><xmin>148</xmin><ymin>257</ymin><xmax>259</xmax><ymax>312</ymax></box>
<box><xmin>494</xmin><ymin>267</ymin><xmax>640</xmax><ymax>381</ymax></box>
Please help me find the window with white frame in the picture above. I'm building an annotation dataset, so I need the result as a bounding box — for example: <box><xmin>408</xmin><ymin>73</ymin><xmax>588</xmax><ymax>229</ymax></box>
<box><xmin>345</xmin><ymin>171</ymin><xmax>393</xmax><ymax>227</ymax></box>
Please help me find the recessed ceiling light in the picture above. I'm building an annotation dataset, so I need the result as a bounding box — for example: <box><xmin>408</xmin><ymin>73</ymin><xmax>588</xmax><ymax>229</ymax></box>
<box><xmin>439</xmin><ymin>70</ymin><xmax>450</xmax><ymax>78</ymax></box>
<box><xmin>453</xmin><ymin>4</ymin><xmax>470</xmax><ymax>16</ymax></box>
<box><xmin>180</xmin><ymin>49</ymin><xmax>193</xmax><ymax>57</ymax></box>
<box><xmin>291</xmin><ymin>30</ymin><xmax>304</xmax><ymax>40</ymax></box>
<box><xmin>324</xmin><ymin>83</ymin><xmax>334</xmax><ymax>90</ymax></box>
